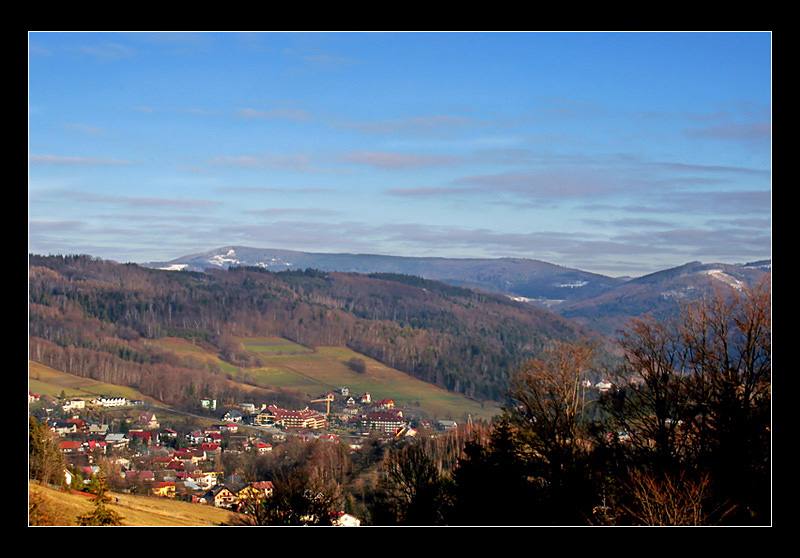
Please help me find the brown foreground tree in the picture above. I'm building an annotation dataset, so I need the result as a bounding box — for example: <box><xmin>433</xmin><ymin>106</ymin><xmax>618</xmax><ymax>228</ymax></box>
<box><xmin>606</xmin><ymin>277</ymin><xmax>771</xmax><ymax>524</ymax></box>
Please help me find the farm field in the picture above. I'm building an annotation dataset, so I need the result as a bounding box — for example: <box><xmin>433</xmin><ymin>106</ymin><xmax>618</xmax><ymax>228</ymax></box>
<box><xmin>155</xmin><ymin>336</ymin><xmax>501</xmax><ymax>422</ymax></box>
<box><xmin>28</xmin><ymin>361</ymin><xmax>158</xmax><ymax>403</ymax></box>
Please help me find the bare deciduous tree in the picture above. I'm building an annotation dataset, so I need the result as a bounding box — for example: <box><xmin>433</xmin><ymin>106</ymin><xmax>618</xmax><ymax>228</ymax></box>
<box><xmin>612</xmin><ymin>470</ymin><xmax>733</xmax><ymax>526</ymax></box>
<box><xmin>508</xmin><ymin>340</ymin><xmax>598</xmax><ymax>476</ymax></box>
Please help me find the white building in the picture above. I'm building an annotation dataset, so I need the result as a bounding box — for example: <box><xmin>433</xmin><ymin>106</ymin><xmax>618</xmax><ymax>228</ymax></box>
<box><xmin>93</xmin><ymin>396</ymin><xmax>127</xmax><ymax>407</ymax></box>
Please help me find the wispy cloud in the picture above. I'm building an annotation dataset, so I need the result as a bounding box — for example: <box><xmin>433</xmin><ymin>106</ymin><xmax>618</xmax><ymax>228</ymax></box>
<box><xmin>686</xmin><ymin>121</ymin><xmax>771</xmax><ymax>144</ymax></box>
<box><xmin>219</xmin><ymin>186</ymin><xmax>335</xmax><ymax>195</ymax></box>
<box><xmin>75</xmin><ymin>43</ymin><xmax>136</xmax><ymax>60</ymax></box>
<box><xmin>237</xmin><ymin>106</ymin><xmax>313</xmax><ymax>123</ymax></box>
<box><xmin>29</xmin><ymin>155</ymin><xmax>132</xmax><ymax>166</ymax></box>
<box><xmin>208</xmin><ymin>153</ymin><xmax>334</xmax><ymax>173</ymax></box>
<box><xmin>338</xmin><ymin>114</ymin><xmax>481</xmax><ymax>138</ymax></box>
<box><xmin>343</xmin><ymin>151</ymin><xmax>462</xmax><ymax>170</ymax></box>
<box><xmin>50</xmin><ymin>190</ymin><xmax>217</xmax><ymax>210</ymax></box>
<box><xmin>63</xmin><ymin>124</ymin><xmax>111</xmax><ymax>137</ymax></box>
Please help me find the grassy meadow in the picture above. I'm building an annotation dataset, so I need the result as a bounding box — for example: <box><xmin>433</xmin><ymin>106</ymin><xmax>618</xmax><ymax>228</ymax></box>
<box><xmin>155</xmin><ymin>336</ymin><xmax>501</xmax><ymax>422</ymax></box>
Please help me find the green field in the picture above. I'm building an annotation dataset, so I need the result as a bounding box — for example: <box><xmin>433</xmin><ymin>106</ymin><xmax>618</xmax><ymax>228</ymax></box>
<box><xmin>157</xmin><ymin>336</ymin><xmax>501</xmax><ymax>422</ymax></box>
<box><xmin>28</xmin><ymin>361</ymin><xmax>158</xmax><ymax>403</ymax></box>
<box><xmin>29</xmin><ymin>337</ymin><xmax>501</xmax><ymax>422</ymax></box>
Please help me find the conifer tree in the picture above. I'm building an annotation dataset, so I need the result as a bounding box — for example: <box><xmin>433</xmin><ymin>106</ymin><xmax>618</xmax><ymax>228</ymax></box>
<box><xmin>76</xmin><ymin>475</ymin><xmax>123</xmax><ymax>526</ymax></box>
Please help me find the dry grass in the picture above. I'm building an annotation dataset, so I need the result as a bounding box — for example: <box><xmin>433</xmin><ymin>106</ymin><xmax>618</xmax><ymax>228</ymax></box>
<box><xmin>29</xmin><ymin>482</ymin><xmax>240</xmax><ymax>527</ymax></box>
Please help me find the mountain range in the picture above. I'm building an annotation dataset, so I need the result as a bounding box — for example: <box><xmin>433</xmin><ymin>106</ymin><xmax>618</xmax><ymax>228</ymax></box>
<box><xmin>145</xmin><ymin>246</ymin><xmax>771</xmax><ymax>336</ymax></box>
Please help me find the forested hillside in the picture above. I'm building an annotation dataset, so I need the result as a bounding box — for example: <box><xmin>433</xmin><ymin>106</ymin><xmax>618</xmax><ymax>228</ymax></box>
<box><xmin>28</xmin><ymin>254</ymin><xmax>613</xmax><ymax>407</ymax></box>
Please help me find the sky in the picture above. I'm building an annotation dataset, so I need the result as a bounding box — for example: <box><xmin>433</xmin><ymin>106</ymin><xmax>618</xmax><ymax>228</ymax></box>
<box><xmin>28</xmin><ymin>31</ymin><xmax>772</xmax><ymax>277</ymax></box>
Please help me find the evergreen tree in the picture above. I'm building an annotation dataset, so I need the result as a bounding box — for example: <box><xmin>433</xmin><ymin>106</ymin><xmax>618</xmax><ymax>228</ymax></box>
<box><xmin>29</xmin><ymin>416</ymin><xmax>64</xmax><ymax>486</ymax></box>
<box><xmin>76</xmin><ymin>475</ymin><xmax>124</xmax><ymax>526</ymax></box>
<box><xmin>448</xmin><ymin>418</ymin><xmax>543</xmax><ymax>525</ymax></box>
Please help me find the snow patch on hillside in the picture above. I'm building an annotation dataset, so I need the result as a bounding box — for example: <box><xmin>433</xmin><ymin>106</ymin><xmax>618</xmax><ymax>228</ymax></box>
<box><xmin>553</xmin><ymin>280</ymin><xmax>588</xmax><ymax>288</ymax></box>
<box><xmin>207</xmin><ymin>249</ymin><xmax>241</xmax><ymax>267</ymax></box>
<box><xmin>701</xmin><ymin>269</ymin><xmax>745</xmax><ymax>290</ymax></box>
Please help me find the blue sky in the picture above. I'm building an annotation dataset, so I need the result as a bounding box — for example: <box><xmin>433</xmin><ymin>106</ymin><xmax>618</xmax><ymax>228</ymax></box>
<box><xmin>28</xmin><ymin>31</ymin><xmax>771</xmax><ymax>277</ymax></box>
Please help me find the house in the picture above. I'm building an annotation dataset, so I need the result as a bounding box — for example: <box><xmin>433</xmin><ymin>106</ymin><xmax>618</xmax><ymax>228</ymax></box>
<box><xmin>152</xmin><ymin>482</ymin><xmax>177</xmax><ymax>498</ymax></box>
<box><xmin>93</xmin><ymin>396</ymin><xmax>127</xmax><ymax>408</ymax></box>
<box><xmin>87</xmin><ymin>422</ymin><xmax>109</xmax><ymax>436</ymax></box>
<box><xmin>49</xmin><ymin>420</ymin><xmax>77</xmax><ymax>435</ymax></box>
<box><xmin>160</xmin><ymin>428</ymin><xmax>178</xmax><ymax>440</ymax></box>
<box><xmin>65</xmin><ymin>418</ymin><xmax>88</xmax><ymax>432</ymax></box>
<box><xmin>79</xmin><ymin>465</ymin><xmax>102</xmax><ymax>480</ymax></box>
<box><xmin>138</xmin><ymin>412</ymin><xmax>160</xmax><ymax>429</ymax></box>
<box><xmin>222</xmin><ymin>410</ymin><xmax>243</xmax><ymax>423</ymax></box>
<box><xmin>437</xmin><ymin>420</ymin><xmax>458</xmax><ymax>431</ymax></box>
<box><xmin>166</xmin><ymin>460</ymin><xmax>186</xmax><ymax>472</ymax></box>
<box><xmin>105</xmin><ymin>433</ymin><xmax>129</xmax><ymax>449</ymax></box>
<box><xmin>173</xmin><ymin>480</ymin><xmax>204</xmax><ymax>501</ymax></box>
<box><xmin>185</xmin><ymin>471</ymin><xmax>220</xmax><ymax>491</ymax></box>
<box><xmin>129</xmin><ymin>430</ymin><xmax>159</xmax><ymax>446</ymax></box>
<box><xmin>186</xmin><ymin>430</ymin><xmax>206</xmax><ymax>444</ymax></box>
<box><xmin>251</xmin><ymin>441</ymin><xmax>273</xmax><ymax>454</ymax></box>
<box><xmin>375</xmin><ymin>398</ymin><xmax>395</xmax><ymax>410</ymax></box>
<box><xmin>203</xmin><ymin>484</ymin><xmax>240</xmax><ymax>509</ymax></box>
<box><xmin>238</xmin><ymin>481</ymin><xmax>274</xmax><ymax>501</ymax></box>
<box><xmin>331</xmin><ymin>511</ymin><xmax>361</xmax><ymax>526</ymax></box>
<box><xmin>200</xmin><ymin>398</ymin><xmax>217</xmax><ymax>410</ymax></box>
<box><xmin>62</xmin><ymin>399</ymin><xmax>86</xmax><ymax>412</ymax></box>
<box><xmin>595</xmin><ymin>380</ymin><xmax>613</xmax><ymax>392</ymax></box>
<box><xmin>84</xmin><ymin>440</ymin><xmax>107</xmax><ymax>454</ymax></box>
<box><xmin>59</xmin><ymin>440</ymin><xmax>83</xmax><ymax>454</ymax></box>
<box><xmin>173</xmin><ymin>448</ymin><xmax>207</xmax><ymax>465</ymax></box>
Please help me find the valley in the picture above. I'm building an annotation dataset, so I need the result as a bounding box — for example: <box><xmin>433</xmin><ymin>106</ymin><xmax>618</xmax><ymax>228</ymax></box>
<box><xmin>27</xmin><ymin>249</ymin><xmax>772</xmax><ymax>526</ymax></box>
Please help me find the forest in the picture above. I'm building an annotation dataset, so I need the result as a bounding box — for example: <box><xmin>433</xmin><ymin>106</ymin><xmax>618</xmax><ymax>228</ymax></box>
<box><xmin>28</xmin><ymin>254</ymin><xmax>771</xmax><ymax>525</ymax></box>
<box><xmin>28</xmin><ymin>254</ymin><xmax>610</xmax><ymax>407</ymax></box>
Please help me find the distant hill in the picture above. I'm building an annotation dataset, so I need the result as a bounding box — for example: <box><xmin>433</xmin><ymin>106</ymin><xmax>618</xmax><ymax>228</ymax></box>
<box><xmin>145</xmin><ymin>246</ymin><xmax>771</xmax><ymax>337</ymax></box>
<box><xmin>554</xmin><ymin>260</ymin><xmax>772</xmax><ymax>336</ymax></box>
<box><xmin>145</xmin><ymin>246</ymin><xmax>625</xmax><ymax>305</ymax></box>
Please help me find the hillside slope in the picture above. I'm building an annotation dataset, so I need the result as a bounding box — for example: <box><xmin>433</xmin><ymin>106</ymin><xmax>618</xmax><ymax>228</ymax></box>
<box><xmin>555</xmin><ymin>260</ymin><xmax>771</xmax><ymax>335</ymax></box>
<box><xmin>29</xmin><ymin>482</ymin><xmax>238</xmax><ymax>526</ymax></box>
<box><xmin>29</xmin><ymin>254</ymin><xmax>612</xmax><ymax>408</ymax></box>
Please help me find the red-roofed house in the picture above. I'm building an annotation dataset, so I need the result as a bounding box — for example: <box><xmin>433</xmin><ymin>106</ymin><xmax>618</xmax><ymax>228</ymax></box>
<box><xmin>59</xmin><ymin>440</ymin><xmax>83</xmax><ymax>454</ymax></box>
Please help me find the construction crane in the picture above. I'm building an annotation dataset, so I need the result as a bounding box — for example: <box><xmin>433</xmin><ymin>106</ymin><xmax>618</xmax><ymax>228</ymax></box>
<box><xmin>310</xmin><ymin>393</ymin><xmax>334</xmax><ymax>416</ymax></box>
